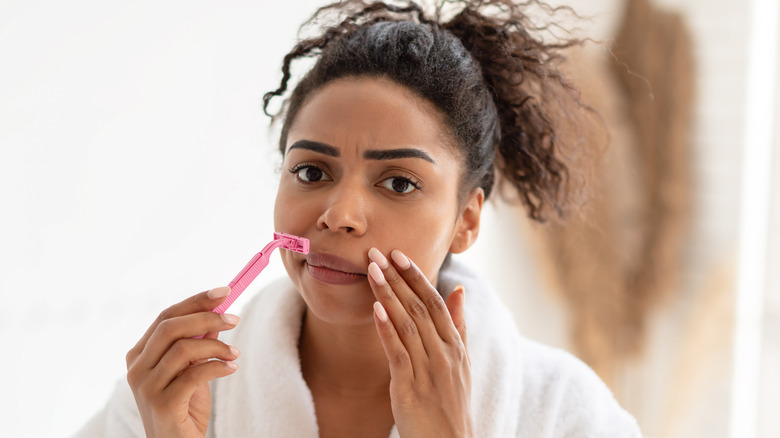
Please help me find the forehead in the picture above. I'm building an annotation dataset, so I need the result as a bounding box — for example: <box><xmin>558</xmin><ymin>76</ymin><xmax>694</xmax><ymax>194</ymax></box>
<box><xmin>285</xmin><ymin>76</ymin><xmax>458</xmax><ymax>159</ymax></box>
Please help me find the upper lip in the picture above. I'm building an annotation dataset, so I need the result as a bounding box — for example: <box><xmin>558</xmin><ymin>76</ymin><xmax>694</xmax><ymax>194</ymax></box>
<box><xmin>306</xmin><ymin>252</ymin><xmax>367</xmax><ymax>275</ymax></box>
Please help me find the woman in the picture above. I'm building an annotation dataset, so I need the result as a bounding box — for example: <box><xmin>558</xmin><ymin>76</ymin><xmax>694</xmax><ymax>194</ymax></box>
<box><xmin>78</xmin><ymin>1</ymin><xmax>642</xmax><ymax>436</ymax></box>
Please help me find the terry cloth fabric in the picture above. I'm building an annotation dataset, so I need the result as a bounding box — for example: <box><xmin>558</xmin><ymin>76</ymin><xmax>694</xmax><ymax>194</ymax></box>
<box><xmin>74</xmin><ymin>257</ymin><xmax>643</xmax><ymax>437</ymax></box>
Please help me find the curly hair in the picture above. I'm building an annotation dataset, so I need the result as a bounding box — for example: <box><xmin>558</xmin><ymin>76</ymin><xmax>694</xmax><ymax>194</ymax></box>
<box><xmin>263</xmin><ymin>0</ymin><xmax>593</xmax><ymax>222</ymax></box>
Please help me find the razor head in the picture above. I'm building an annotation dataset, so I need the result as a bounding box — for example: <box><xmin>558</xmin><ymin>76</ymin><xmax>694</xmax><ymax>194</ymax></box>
<box><xmin>274</xmin><ymin>232</ymin><xmax>310</xmax><ymax>254</ymax></box>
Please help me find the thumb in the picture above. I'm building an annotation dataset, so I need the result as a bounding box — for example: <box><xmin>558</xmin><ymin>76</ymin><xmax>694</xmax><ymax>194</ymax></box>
<box><xmin>446</xmin><ymin>284</ymin><xmax>467</xmax><ymax>348</ymax></box>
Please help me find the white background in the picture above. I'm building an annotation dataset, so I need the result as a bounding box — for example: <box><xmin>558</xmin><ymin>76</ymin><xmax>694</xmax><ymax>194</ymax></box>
<box><xmin>0</xmin><ymin>1</ymin><xmax>550</xmax><ymax>435</ymax></box>
<box><xmin>1</xmin><ymin>1</ymin><xmax>777</xmax><ymax>437</ymax></box>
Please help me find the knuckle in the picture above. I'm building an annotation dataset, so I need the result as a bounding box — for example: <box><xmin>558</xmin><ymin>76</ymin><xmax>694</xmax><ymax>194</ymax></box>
<box><xmin>444</xmin><ymin>341</ymin><xmax>467</xmax><ymax>362</ymax></box>
<box><xmin>125</xmin><ymin>348</ymin><xmax>138</xmax><ymax>368</ymax></box>
<box><xmin>157</xmin><ymin>305</ymin><xmax>175</xmax><ymax>323</ymax></box>
<box><xmin>399</xmin><ymin>318</ymin><xmax>418</xmax><ymax>337</ymax></box>
<box><xmin>425</xmin><ymin>294</ymin><xmax>446</xmax><ymax>312</ymax></box>
<box><xmin>449</xmin><ymin>333</ymin><xmax>465</xmax><ymax>348</ymax></box>
<box><xmin>454</xmin><ymin>345</ymin><xmax>467</xmax><ymax>362</ymax></box>
<box><xmin>167</xmin><ymin>339</ymin><xmax>186</xmax><ymax>359</ymax></box>
<box><xmin>155</xmin><ymin>319</ymin><xmax>175</xmax><ymax>337</ymax></box>
<box><xmin>126</xmin><ymin>367</ymin><xmax>139</xmax><ymax>386</ymax></box>
<box><xmin>393</xmin><ymin>350</ymin><xmax>411</xmax><ymax>367</ymax></box>
<box><xmin>408</xmin><ymin>298</ymin><xmax>428</xmax><ymax>319</ymax></box>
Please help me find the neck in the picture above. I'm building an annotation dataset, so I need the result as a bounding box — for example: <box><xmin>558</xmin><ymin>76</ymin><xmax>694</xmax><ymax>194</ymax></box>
<box><xmin>298</xmin><ymin>308</ymin><xmax>391</xmax><ymax>397</ymax></box>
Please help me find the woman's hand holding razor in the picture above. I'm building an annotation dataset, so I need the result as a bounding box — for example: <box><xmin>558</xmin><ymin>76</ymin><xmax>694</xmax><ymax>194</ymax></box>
<box><xmin>125</xmin><ymin>287</ymin><xmax>240</xmax><ymax>438</ymax></box>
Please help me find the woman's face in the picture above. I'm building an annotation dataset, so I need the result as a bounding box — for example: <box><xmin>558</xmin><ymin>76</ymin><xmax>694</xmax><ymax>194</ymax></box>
<box><xmin>274</xmin><ymin>76</ymin><xmax>482</xmax><ymax>326</ymax></box>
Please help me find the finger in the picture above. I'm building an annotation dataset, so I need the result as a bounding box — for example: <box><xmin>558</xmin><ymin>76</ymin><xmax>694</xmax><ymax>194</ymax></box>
<box><xmin>390</xmin><ymin>250</ymin><xmax>462</xmax><ymax>347</ymax></box>
<box><xmin>368</xmin><ymin>248</ymin><xmax>444</xmax><ymax>342</ymax></box>
<box><xmin>446</xmin><ymin>285</ymin><xmax>467</xmax><ymax>350</ymax></box>
<box><xmin>367</xmin><ymin>260</ymin><xmax>429</xmax><ymax>370</ymax></box>
<box><xmin>149</xmin><ymin>339</ymin><xmax>240</xmax><ymax>391</ymax></box>
<box><xmin>190</xmin><ymin>329</ymin><xmax>221</xmax><ymax>365</ymax></box>
<box><xmin>164</xmin><ymin>359</ymin><xmax>238</xmax><ymax>404</ymax></box>
<box><xmin>369</xmin><ymin>249</ymin><xmax>447</xmax><ymax>358</ymax></box>
<box><xmin>135</xmin><ymin>311</ymin><xmax>240</xmax><ymax>372</ymax></box>
<box><xmin>127</xmin><ymin>286</ymin><xmax>231</xmax><ymax>366</ymax></box>
<box><xmin>372</xmin><ymin>301</ymin><xmax>414</xmax><ymax>381</ymax></box>
<box><xmin>203</xmin><ymin>331</ymin><xmax>220</xmax><ymax>340</ymax></box>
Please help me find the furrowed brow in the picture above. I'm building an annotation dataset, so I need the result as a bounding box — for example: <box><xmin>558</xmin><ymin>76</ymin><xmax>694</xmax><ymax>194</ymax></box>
<box><xmin>287</xmin><ymin>140</ymin><xmax>340</xmax><ymax>157</ymax></box>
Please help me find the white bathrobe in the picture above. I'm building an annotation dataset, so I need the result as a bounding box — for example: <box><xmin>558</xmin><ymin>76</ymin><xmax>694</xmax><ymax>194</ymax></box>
<box><xmin>76</xmin><ymin>258</ymin><xmax>642</xmax><ymax>437</ymax></box>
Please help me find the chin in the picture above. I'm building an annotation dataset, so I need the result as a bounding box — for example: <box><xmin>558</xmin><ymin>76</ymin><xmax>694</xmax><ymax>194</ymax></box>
<box><xmin>295</xmin><ymin>272</ymin><xmax>377</xmax><ymax>326</ymax></box>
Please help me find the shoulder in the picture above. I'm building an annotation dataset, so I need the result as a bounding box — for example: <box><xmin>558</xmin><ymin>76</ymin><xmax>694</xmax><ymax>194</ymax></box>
<box><xmin>516</xmin><ymin>338</ymin><xmax>642</xmax><ymax>437</ymax></box>
<box><xmin>439</xmin><ymin>258</ymin><xmax>641</xmax><ymax>437</ymax></box>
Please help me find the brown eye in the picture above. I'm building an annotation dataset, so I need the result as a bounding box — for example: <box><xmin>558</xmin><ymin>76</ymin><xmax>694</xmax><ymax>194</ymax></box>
<box><xmin>380</xmin><ymin>176</ymin><xmax>418</xmax><ymax>194</ymax></box>
<box><xmin>293</xmin><ymin>165</ymin><xmax>331</xmax><ymax>182</ymax></box>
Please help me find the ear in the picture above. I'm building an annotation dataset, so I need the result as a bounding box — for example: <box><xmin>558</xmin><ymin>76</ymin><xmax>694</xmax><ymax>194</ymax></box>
<box><xmin>449</xmin><ymin>188</ymin><xmax>484</xmax><ymax>254</ymax></box>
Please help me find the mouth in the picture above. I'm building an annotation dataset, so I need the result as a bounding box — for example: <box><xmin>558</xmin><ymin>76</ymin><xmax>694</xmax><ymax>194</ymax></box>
<box><xmin>305</xmin><ymin>252</ymin><xmax>368</xmax><ymax>285</ymax></box>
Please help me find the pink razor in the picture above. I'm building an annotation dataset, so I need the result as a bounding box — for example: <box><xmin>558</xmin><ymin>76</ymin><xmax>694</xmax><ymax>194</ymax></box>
<box><xmin>212</xmin><ymin>232</ymin><xmax>309</xmax><ymax>314</ymax></box>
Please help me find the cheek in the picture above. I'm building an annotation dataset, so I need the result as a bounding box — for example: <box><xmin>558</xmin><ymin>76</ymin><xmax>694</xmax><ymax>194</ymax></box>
<box><xmin>378</xmin><ymin>203</ymin><xmax>456</xmax><ymax>283</ymax></box>
<box><xmin>274</xmin><ymin>181</ymin><xmax>315</xmax><ymax>234</ymax></box>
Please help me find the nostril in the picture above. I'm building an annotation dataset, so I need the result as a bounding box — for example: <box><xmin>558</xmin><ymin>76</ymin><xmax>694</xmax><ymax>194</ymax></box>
<box><xmin>317</xmin><ymin>206</ymin><xmax>365</xmax><ymax>234</ymax></box>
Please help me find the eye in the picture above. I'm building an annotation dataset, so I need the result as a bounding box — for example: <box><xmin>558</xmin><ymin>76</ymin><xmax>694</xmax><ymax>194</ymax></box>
<box><xmin>380</xmin><ymin>176</ymin><xmax>420</xmax><ymax>194</ymax></box>
<box><xmin>290</xmin><ymin>164</ymin><xmax>331</xmax><ymax>183</ymax></box>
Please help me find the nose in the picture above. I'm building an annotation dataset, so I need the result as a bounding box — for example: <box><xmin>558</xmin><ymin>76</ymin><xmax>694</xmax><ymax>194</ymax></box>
<box><xmin>317</xmin><ymin>183</ymin><xmax>368</xmax><ymax>236</ymax></box>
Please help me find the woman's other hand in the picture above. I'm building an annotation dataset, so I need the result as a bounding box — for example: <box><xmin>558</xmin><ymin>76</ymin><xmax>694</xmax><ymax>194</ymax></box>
<box><xmin>125</xmin><ymin>287</ymin><xmax>241</xmax><ymax>438</ymax></box>
<box><xmin>367</xmin><ymin>248</ymin><xmax>474</xmax><ymax>438</ymax></box>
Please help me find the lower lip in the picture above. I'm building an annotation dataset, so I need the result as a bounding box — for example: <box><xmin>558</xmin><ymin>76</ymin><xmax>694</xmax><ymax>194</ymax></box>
<box><xmin>306</xmin><ymin>262</ymin><xmax>367</xmax><ymax>285</ymax></box>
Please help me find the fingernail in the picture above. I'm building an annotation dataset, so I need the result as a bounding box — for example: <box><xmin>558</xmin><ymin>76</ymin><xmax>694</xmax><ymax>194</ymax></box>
<box><xmin>208</xmin><ymin>286</ymin><xmax>231</xmax><ymax>299</ymax></box>
<box><xmin>222</xmin><ymin>314</ymin><xmax>240</xmax><ymax>325</ymax></box>
<box><xmin>368</xmin><ymin>262</ymin><xmax>387</xmax><ymax>285</ymax></box>
<box><xmin>453</xmin><ymin>284</ymin><xmax>465</xmax><ymax>295</ymax></box>
<box><xmin>373</xmin><ymin>301</ymin><xmax>388</xmax><ymax>322</ymax></box>
<box><xmin>390</xmin><ymin>250</ymin><xmax>411</xmax><ymax>270</ymax></box>
<box><xmin>368</xmin><ymin>247</ymin><xmax>389</xmax><ymax>269</ymax></box>
<box><xmin>229</xmin><ymin>345</ymin><xmax>241</xmax><ymax>358</ymax></box>
<box><xmin>226</xmin><ymin>361</ymin><xmax>239</xmax><ymax>370</ymax></box>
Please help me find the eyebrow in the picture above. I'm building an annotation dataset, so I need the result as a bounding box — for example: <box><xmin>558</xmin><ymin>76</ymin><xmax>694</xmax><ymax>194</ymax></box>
<box><xmin>364</xmin><ymin>148</ymin><xmax>436</xmax><ymax>164</ymax></box>
<box><xmin>288</xmin><ymin>139</ymin><xmax>436</xmax><ymax>164</ymax></box>
<box><xmin>287</xmin><ymin>140</ymin><xmax>339</xmax><ymax>157</ymax></box>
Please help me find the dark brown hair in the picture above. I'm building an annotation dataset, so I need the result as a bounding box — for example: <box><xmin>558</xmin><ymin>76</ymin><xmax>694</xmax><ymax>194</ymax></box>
<box><xmin>263</xmin><ymin>0</ymin><xmax>592</xmax><ymax>221</ymax></box>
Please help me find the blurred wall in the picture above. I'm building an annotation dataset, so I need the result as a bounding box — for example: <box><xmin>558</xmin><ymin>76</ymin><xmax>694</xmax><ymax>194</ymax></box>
<box><xmin>473</xmin><ymin>1</ymin><xmax>774</xmax><ymax>437</ymax></box>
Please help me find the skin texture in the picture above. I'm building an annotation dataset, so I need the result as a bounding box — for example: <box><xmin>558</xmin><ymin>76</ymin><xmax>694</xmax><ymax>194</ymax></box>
<box><xmin>125</xmin><ymin>76</ymin><xmax>484</xmax><ymax>437</ymax></box>
<box><xmin>275</xmin><ymin>76</ymin><xmax>483</xmax><ymax>437</ymax></box>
